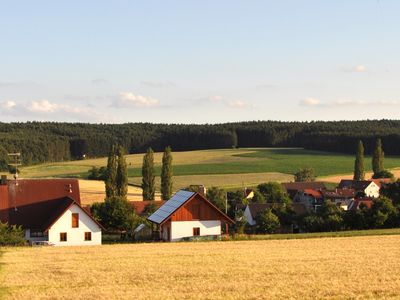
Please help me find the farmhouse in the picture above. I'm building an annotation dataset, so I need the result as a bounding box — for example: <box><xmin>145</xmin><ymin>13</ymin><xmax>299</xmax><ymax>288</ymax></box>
<box><xmin>282</xmin><ymin>182</ymin><xmax>326</xmax><ymax>199</ymax></box>
<box><xmin>338</xmin><ymin>180</ymin><xmax>380</xmax><ymax>198</ymax></box>
<box><xmin>148</xmin><ymin>190</ymin><xmax>234</xmax><ymax>241</ymax></box>
<box><xmin>0</xmin><ymin>178</ymin><xmax>103</xmax><ymax>246</ymax></box>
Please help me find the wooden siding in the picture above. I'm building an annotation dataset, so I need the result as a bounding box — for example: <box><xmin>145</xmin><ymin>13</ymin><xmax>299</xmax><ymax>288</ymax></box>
<box><xmin>171</xmin><ymin>194</ymin><xmax>222</xmax><ymax>222</ymax></box>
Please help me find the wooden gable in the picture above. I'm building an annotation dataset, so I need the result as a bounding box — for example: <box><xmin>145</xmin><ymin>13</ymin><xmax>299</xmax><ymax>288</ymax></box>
<box><xmin>171</xmin><ymin>194</ymin><xmax>227</xmax><ymax>222</ymax></box>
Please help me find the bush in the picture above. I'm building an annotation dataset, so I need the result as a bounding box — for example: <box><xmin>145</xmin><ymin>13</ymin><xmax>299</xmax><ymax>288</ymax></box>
<box><xmin>372</xmin><ymin>170</ymin><xmax>394</xmax><ymax>180</ymax></box>
<box><xmin>88</xmin><ymin>166</ymin><xmax>107</xmax><ymax>180</ymax></box>
<box><xmin>0</xmin><ymin>223</ymin><xmax>26</xmax><ymax>246</ymax></box>
<box><xmin>294</xmin><ymin>167</ymin><xmax>316</xmax><ymax>182</ymax></box>
<box><xmin>256</xmin><ymin>209</ymin><xmax>280</xmax><ymax>234</ymax></box>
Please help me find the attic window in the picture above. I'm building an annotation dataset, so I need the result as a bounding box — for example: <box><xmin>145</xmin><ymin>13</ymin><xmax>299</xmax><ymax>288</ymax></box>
<box><xmin>72</xmin><ymin>213</ymin><xmax>79</xmax><ymax>228</ymax></box>
<box><xmin>60</xmin><ymin>232</ymin><xmax>67</xmax><ymax>242</ymax></box>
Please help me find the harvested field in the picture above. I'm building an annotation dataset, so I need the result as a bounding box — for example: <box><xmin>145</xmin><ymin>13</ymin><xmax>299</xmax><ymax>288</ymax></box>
<box><xmin>1</xmin><ymin>235</ymin><xmax>400</xmax><ymax>299</ymax></box>
<box><xmin>78</xmin><ymin>180</ymin><xmax>161</xmax><ymax>205</ymax></box>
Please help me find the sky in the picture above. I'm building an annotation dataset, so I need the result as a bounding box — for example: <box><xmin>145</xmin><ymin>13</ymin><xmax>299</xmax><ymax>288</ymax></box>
<box><xmin>1</xmin><ymin>0</ymin><xmax>400</xmax><ymax>124</ymax></box>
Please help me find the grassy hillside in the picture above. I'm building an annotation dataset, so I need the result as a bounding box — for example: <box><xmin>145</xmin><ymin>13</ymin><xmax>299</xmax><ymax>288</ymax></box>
<box><xmin>1</xmin><ymin>235</ymin><xmax>400</xmax><ymax>299</ymax></box>
<box><xmin>14</xmin><ymin>148</ymin><xmax>400</xmax><ymax>191</ymax></box>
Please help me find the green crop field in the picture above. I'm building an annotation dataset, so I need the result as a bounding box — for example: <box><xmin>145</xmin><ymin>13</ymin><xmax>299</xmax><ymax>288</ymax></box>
<box><xmin>15</xmin><ymin>148</ymin><xmax>400</xmax><ymax>190</ymax></box>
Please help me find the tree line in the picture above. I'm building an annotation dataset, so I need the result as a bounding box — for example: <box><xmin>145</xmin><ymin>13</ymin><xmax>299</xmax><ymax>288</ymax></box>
<box><xmin>2</xmin><ymin>120</ymin><xmax>400</xmax><ymax>168</ymax></box>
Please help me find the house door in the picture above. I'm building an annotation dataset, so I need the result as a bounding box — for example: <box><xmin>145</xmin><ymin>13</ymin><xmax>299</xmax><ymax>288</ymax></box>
<box><xmin>167</xmin><ymin>226</ymin><xmax>170</xmax><ymax>241</ymax></box>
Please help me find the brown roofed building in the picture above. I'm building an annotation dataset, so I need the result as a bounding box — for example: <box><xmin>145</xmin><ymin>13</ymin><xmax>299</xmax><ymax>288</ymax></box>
<box><xmin>282</xmin><ymin>182</ymin><xmax>326</xmax><ymax>199</ymax></box>
<box><xmin>0</xmin><ymin>178</ymin><xmax>103</xmax><ymax>246</ymax></box>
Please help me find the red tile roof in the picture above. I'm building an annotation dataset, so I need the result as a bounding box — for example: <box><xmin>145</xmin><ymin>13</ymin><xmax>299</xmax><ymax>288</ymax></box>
<box><xmin>349</xmin><ymin>199</ymin><xmax>374</xmax><ymax>210</ymax></box>
<box><xmin>129</xmin><ymin>201</ymin><xmax>165</xmax><ymax>216</ymax></box>
<box><xmin>322</xmin><ymin>188</ymin><xmax>355</xmax><ymax>199</ymax></box>
<box><xmin>303</xmin><ymin>189</ymin><xmax>323</xmax><ymax>198</ymax></box>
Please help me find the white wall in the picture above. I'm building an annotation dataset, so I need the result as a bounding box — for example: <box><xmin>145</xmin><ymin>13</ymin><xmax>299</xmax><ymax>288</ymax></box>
<box><xmin>170</xmin><ymin>220</ymin><xmax>221</xmax><ymax>241</ymax></box>
<box><xmin>48</xmin><ymin>204</ymin><xmax>102</xmax><ymax>246</ymax></box>
<box><xmin>365</xmin><ymin>183</ymin><xmax>380</xmax><ymax>198</ymax></box>
<box><xmin>244</xmin><ymin>206</ymin><xmax>256</xmax><ymax>226</ymax></box>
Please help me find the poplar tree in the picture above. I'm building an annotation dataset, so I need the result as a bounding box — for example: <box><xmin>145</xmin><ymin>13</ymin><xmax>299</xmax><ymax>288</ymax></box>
<box><xmin>105</xmin><ymin>145</ymin><xmax>118</xmax><ymax>198</ymax></box>
<box><xmin>372</xmin><ymin>138</ymin><xmax>384</xmax><ymax>175</ymax></box>
<box><xmin>161</xmin><ymin>146</ymin><xmax>173</xmax><ymax>200</ymax></box>
<box><xmin>116</xmin><ymin>145</ymin><xmax>128</xmax><ymax>198</ymax></box>
<box><xmin>353</xmin><ymin>140</ymin><xmax>365</xmax><ymax>180</ymax></box>
<box><xmin>142</xmin><ymin>147</ymin><xmax>155</xmax><ymax>200</ymax></box>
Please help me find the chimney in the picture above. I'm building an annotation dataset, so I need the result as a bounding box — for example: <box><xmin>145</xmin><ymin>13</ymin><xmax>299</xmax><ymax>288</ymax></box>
<box><xmin>1</xmin><ymin>175</ymin><xmax>7</xmax><ymax>185</ymax></box>
<box><xmin>198</xmin><ymin>185</ymin><xmax>207</xmax><ymax>197</ymax></box>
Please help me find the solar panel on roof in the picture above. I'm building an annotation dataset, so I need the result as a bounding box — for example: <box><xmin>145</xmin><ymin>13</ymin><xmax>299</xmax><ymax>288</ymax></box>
<box><xmin>147</xmin><ymin>190</ymin><xmax>195</xmax><ymax>224</ymax></box>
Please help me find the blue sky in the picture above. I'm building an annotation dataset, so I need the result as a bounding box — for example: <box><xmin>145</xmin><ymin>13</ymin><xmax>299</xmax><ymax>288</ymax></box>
<box><xmin>1</xmin><ymin>0</ymin><xmax>399</xmax><ymax>123</ymax></box>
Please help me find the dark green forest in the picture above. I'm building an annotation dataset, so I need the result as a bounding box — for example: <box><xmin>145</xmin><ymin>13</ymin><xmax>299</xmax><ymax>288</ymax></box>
<box><xmin>1</xmin><ymin>120</ymin><xmax>400</xmax><ymax>168</ymax></box>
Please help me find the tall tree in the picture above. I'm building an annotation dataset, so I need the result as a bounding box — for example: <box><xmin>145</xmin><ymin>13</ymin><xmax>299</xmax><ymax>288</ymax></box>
<box><xmin>161</xmin><ymin>146</ymin><xmax>173</xmax><ymax>200</ymax></box>
<box><xmin>372</xmin><ymin>138</ymin><xmax>384</xmax><ymax>175</ymax></box>
<box><xmin>353</xmin><ymin>140</ymin><xmax>365</xmax><ymax>180</ymax></box>
<box><xmin>116</xmin><ymin>145</ymin><xmax>128</xmax><ymax>198</ymax></box>
<box><xmin>105</xmin><ymin>145</ymin><xmax>118</xmax><ymax>198</ymax></box>
<box><xmin>142</xmin><ymin>147</ymin><xmax>155</xmax><ymax>200</ymax></box>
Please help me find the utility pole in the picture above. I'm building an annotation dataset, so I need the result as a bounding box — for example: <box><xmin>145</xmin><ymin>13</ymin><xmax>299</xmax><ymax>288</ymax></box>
<box><xmin>7</xmin><ymin>152</ymin><xmax>21</xmax><ymax>181</ymax></box>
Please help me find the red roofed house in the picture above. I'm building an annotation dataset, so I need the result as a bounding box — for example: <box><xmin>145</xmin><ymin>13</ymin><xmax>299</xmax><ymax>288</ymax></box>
<box><xmin>148</xmin><ymin>190</ymin><xmax>234</xmax><ymax>241</ymax></box>
<box><xmin>0</xmin><ymin>177</ymin><xmax>103</xmax><ymax>246</ymax></box>
<box><xmin>294</xmin><ymin>188</ymin><xmax>324</xmax><ymax>212</ymax></box>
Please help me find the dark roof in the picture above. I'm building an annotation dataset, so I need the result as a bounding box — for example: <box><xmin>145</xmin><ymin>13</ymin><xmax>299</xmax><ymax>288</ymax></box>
<box><xmin>5</xmin><ymin>179</ymin><xmax>81</xmax><ymax>208</ymax></box>
<box><xmin>247</xmin><ymin>202</ymin><xmax>307</xmax><ymax>219</ymax></box>
<box><xmin>7</xmin><ymin>196</ymin><xmax>104</xmax><ymax>231</ymax></box>
<box><xmin>322</xmin><ymin>188</ymin><xmax>356</xmax><ymax>199</ymax></box>
<box><xmin>338</xmin><ymin>180</ymin><xmax>376</xmax><ymax>191</ymax></box>
<box><xmin>147</xmin><ymin>190</ymin><xmax>234</xmax><ymax>225</ymax></box>
<box><xmin>282</xmin><ymin>182</ymin><xmax>326</xmax><ymax>193</ymax></box>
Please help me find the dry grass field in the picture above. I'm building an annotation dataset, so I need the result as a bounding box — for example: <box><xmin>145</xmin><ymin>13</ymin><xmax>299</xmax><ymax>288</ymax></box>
<box><xmin>1</xmin><ymin>235</ymin><xmax>400</xmax><ymax>299</ymax></box>
<box><xmin>129</xmin><ymin>172</ymin><xmax>293</xmax><ymax>190</ymax></box>
<box><xmin>78</xmin><ymin>180</ymin><xmax>161</xmax><ymax>205</ymax></box>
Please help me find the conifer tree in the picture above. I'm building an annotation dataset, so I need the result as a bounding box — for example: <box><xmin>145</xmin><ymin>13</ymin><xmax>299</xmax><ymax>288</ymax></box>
<box><xmin>105</xmin><ymin>145</ymin><xmax>118</xmax><ymax>198</ymax></box>
<box><xmin>161</xmin><ymin>146</ymin><xmax>173</xmax><ymax>200</ymax></box>
<box><xmin>142</xmin><ymin>147</ymin><xmax>155</xmax><ymax>200</ymax></box>
<box><xmin>353</xmin><ymin>140</ymin><xmax>365</xmax><ymax>180</ymax></box>
<box><xmin>372</xmin><ymin>138</ymin><xmax>384</xmax><ymax>175</ymax></box>
<box><xmin>116</xmin><ymin>145</ymin><xmax>128</xmax><ymax>198</ymax></box>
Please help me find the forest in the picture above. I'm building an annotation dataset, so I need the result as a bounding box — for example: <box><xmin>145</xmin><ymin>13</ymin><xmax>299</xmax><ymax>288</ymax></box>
<box><xmin>1</xmin><ymin>119</ymin><xmax>400</xmax><ymax>168</ymax></box>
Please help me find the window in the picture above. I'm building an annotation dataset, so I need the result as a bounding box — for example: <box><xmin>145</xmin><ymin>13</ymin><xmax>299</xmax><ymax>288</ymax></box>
<box><xmin>60</xmin><ymin>232</ymin><xmax>67</xmax><ymax>242</ymax></box>
<box><xmin>30</xmin><ymin>230</ymin><xmax>44</xmax><ymax>238</ymax></box>
<box><xmin>193</xmin><ymin>227</ymin><xmax>200</xmax><ymax>236</ymax></box>
<box><xmin>84</xmin><ymin>232</ymin><xmax>92</xmax><ymax>241</ymax></box>
<box><xmin>72</xmin><ymin>213</ymin><xmax>79</xmax><ymax>228</ymax></box>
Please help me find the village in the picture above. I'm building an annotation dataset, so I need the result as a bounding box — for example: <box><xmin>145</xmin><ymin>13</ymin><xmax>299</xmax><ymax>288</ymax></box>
<box><xmin>0</xmin><ymin>171</ymin><xmax>392</xmax><ymax>245</ymax></box>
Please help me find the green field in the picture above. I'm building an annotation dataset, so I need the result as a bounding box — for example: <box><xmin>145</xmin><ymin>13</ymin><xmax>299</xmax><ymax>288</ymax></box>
<box><xmin>15</xmin><ymin>148</ymin><xmax>400</xmax><ymax>189</ymax></box>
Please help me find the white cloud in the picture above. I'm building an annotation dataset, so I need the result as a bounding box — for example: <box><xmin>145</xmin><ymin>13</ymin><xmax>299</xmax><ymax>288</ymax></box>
<box><xmin>210</xmin><ymin>95</ymin><xmax>223</xmax><ymax>102</ymax></box>
<box><xmin>299</xmin><ymin>97</ymin><xmax>321</xmax><ymax>106</ymax></box>
<box><xmin>341</xmin><ymin>65</ymin><xmax>367</xmax><ymax>73</ymax></box>
<box><xmin>113</xmin><ymin>92</ymin><xmax>160</xmax><ymax>108</ymax></box>
<box><xmin>0</xmin><ymin>99</ymin><xmax>114</xmax><ymax>122</ymax></box>
<box><xmin>228</xmin><ymin>100</ymin><xmax>247</xmax><ymax>108</ymax></box>
<box><xmin>1</xmin><ymin>100</ymin><xmax>17</xmax><ymax>110</ymax></box>
<box><xmin>27</xmin><ymin>99</ymin><xmax>59</xmax><ymax>113</ymax></box>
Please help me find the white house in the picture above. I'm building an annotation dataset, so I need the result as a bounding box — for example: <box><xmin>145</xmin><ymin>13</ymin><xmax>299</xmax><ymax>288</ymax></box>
<box><xmin>338</xmin><ymin>180</ymin><xmax>380</xmax><ymax>198</ymax></box>
<box><xmin>147</xmin><ymin>190</ymin><xmax>234</xmax><ymax>242</ymax></box>
<box><xmin>13</xmin><ymin>197</ymin><xmax>103</xmax><ymax>246</ymax></box>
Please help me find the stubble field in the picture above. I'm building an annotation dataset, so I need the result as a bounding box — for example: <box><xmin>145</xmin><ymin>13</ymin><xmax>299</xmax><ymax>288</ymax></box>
<box><xmin>1</xmin><ymin>235</ymin><xmax>400</xmax><ymax>299</ymax></box>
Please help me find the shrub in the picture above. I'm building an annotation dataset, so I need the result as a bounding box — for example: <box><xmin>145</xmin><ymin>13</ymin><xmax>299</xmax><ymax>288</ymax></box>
<box><xmin>0</xmin><ymin>223</ymin><xmax>26</xmax><ymax>246</ymax></box>
<box><xmin>256</xmin><ymin>209</ymin><xmax>280</xmax><ymax>234</ymax></box>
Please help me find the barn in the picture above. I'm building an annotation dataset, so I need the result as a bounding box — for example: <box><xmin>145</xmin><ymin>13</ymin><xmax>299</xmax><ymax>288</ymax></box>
<box><xmin>147</xmin><ymin>190</ymin><xmax>234</xmax><ymax>241</ymax></box>
<box><xmin>0</xmin><ymin>178</ymin><xmax>103</xmax><ymax>246</ymax></box>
